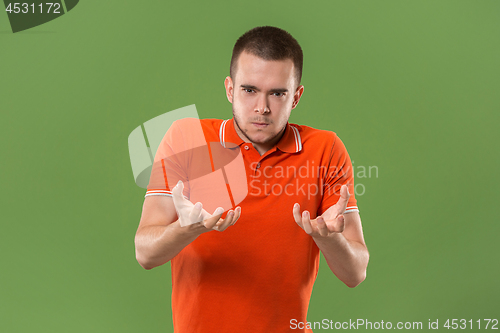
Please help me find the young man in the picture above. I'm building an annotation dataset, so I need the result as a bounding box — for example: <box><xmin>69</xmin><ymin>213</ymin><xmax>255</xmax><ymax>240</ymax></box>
<box><xmin>135</xmin><ymin>26</ymin><xmax>369</xmax><ymax>332</ymax></box>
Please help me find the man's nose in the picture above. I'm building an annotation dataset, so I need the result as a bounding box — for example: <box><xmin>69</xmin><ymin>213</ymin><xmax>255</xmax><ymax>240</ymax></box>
<box><xmin>254</xmin><ymin>94</ymin><xmax>270</xmax><ymax>115</ymax></box>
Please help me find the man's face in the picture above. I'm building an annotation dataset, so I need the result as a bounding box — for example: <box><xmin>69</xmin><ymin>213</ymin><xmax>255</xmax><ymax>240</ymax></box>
<box><xmin>224</xmin><ymin>51</ymin><xmax>304</xmax><ymax>154</ymax></box>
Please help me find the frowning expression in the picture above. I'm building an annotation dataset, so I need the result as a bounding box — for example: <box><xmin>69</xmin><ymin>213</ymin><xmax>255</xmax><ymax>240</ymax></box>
<box><xmin>225</xmin><ymin>51</ymin><xmax>304</xmax><ymax>155</ymax></box>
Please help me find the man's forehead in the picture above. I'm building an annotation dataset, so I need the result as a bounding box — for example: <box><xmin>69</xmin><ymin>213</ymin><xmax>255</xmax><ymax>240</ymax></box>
<box><xmin>235</xmin><ymin>51</ymin><xmax>296</xmax><ymax>87</ymax></box>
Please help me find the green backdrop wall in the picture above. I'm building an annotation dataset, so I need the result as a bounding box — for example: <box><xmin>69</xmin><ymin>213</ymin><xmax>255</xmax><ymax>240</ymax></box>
<box><xmin>1</xmin><ymin>0</ymin><xmax>499</xmax><ymax>332</ymax></box>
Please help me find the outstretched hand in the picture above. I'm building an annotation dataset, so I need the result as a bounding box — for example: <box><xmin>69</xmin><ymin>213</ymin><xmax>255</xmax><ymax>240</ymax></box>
<box><xmin>293</xmin><ymin>184</ymin><xmax>350</xmax><ymax>238</ymax></box>
<box><xmin>172</xmin><ymin>180</ymin><xmax>241</xmax><ymax>233</ymax></box>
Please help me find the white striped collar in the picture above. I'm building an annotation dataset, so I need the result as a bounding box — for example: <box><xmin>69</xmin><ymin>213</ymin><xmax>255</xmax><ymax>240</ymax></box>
<box><xmin>219</xmin><ymin>118</ymin><xmax>302</xmax><ymax>153</ymax></box>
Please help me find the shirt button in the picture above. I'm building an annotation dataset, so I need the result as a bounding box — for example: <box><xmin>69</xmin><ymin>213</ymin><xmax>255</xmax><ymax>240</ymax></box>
<box><xmin>244</xmin><ymin>146</ymin><xmax>249</xmax><ymax>150</ymax></box>
<box><xmin>256</xmin><ymin>163</ymin><xmax>261</xmax><ymax>169</ymax></box>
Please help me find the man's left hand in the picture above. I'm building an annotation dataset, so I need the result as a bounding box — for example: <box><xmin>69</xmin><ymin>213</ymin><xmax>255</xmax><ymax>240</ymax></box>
<box><xmin>293</xmin><ymin>184</ymin><xmax>350</xmax><ymax>238</ymax></box>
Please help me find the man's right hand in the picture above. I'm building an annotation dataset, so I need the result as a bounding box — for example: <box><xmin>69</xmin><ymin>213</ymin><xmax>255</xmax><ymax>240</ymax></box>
<box><xmin>135</xmin><ymin>181</ymin><xmax>242</xmax><ymax>269</ymax></box>
<box><xmin>171</xmin><ymin>180</ymin><xmax>241</xmax><ymax>235</ymax></box>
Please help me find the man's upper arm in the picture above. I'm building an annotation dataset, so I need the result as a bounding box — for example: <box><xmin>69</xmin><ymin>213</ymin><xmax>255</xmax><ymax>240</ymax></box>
<box><xmin>137</xmin><ymin>195</ymin><xmax>178</xmax><ymax>232</ymax></box>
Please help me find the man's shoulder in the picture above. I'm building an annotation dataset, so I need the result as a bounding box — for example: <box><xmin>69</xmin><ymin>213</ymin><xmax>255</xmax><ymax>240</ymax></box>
<box><xmin>172</xmin><ymin>117</ymin><xmax>224</xmax><ymax>128</ymax></box>
<box><xmin>200</xmin><ymin>118</ymin><xmax>225</xmax><ymax>129</ymax></box>
<box><xmin>170</xmin><ymin>118</ymin><xmax>225</xmax><ymax>136</ymax></box>
<box><xmin>162</xmin><ymin>118</ymin><xmax>226</xmax><ymax>150</ymax></box>
<box><xmin>289</xmin><ymin>123</ymin><xmax>353</xmax><ymax>157</ymax></box>
<box><xmin>289</xmin><ymin>123</ymin><xmax>338</xmax><ymax>144</ymax></box>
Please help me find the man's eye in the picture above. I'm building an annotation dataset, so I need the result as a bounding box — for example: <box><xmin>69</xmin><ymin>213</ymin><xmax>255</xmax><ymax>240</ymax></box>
<box><xmin>272</xmin><ymin>92</ymin><xmax>285</xmax><ymax>97</ymax></box>
<box><xmin>243</xmin><ymin>89</ymin><xmax>254</xmax><ymax>93</ymax></box>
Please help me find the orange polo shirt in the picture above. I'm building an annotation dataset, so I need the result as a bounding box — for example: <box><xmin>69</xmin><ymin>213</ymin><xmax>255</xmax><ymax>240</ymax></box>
<box><xmin>146</xmin><ymin>118</ymin><xmax>358</xmax><ymax>333</ymax></box>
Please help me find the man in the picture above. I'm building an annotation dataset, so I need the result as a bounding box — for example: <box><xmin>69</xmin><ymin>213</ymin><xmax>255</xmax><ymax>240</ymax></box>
<box><xmin>135</xmin><ymin>26</ymin><xmax>369</xmax><ymax>332</ymax></box>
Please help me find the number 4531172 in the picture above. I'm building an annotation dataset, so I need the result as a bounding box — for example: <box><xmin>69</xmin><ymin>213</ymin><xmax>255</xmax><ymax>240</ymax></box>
<box><xmin>444</xmin><ymin>319</ymin><xmax>498</xmax><ymax>330</ymax></box>
<box><xmin>5</xmin><ymin>3</ymin><xmax>61</xmax><ymax>14</ymax></box>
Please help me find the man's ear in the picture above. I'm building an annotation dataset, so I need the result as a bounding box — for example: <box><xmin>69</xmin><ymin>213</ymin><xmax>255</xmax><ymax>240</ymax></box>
<box><xmin>224</xmin><ymin>76</ymin><xmax>234</xmax><ymax>104</ymax></box>
<box><xmin>291</xmin><ymin>84</ymin><xmax>304</xmax><ymax>109</ymax></box>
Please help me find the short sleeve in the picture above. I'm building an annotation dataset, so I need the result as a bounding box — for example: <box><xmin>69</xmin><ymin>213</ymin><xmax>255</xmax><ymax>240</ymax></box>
<box><xmin>145</xmin><ymin>118</ymin><xmax>216</xmax><ymax>200</ymax></box>
<box><xmin>317</xmin><ymin>133</ymin><xmax>359</xmax><ymax>216</ymax></box>
<box><xmin>145</xmin><ymin>119</ymin><xmax>190</xmax><ymax>198</ymax></box>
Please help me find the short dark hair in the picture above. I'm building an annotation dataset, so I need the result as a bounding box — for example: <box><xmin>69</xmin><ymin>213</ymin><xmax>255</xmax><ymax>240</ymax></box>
<box><xmin>230</xmin><ymin>26</ymin><xmax>303</xmax><ymax>86</ymax></box>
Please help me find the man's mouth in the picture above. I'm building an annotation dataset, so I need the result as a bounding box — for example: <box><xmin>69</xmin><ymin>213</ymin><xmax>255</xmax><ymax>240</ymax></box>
<box><xmin>251</xmin><ymin>122</ymin><xmax>269</xmax><ymax>128</ymax></box>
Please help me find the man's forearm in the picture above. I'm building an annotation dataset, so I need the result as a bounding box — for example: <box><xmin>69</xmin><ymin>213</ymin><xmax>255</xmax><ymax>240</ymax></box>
<box><xmin>135</xmin><ymin>222</ymin><xmax>198</xmax><ymax>270</ymax></box>
<box><xmin>313</xmin><ymin>233</ymin><xmax>369</xmax><ymax>288</ymax></box>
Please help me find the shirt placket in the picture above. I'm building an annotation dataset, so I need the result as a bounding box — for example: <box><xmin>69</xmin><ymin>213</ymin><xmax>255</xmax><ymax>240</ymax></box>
<box><xmin>241</xmin><ymin>144</ymin><xmax>274</xmax><ymax>197</ymax></box>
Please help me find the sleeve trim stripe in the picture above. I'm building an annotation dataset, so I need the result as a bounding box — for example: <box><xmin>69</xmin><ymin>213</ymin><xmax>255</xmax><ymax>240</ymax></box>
<box><xmin>145</xmin><ymin>190</ymin><xmax>188</xmax><ymax>199</ymax></box>
<box><xmin>145</xmin><ymin>193</ymin><xmax>173</xmax><ymax>198</ymax></box>
<box><xmin>146</xmin><ymin>190</ymin><xmax>172</xmax><ymax>194</ymax></box>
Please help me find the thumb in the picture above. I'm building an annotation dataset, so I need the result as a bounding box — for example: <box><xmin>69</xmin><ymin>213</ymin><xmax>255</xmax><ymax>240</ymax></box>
<box><xmin>173</xmin><ymin>180</ymin><xmax>184</xmax><ymax>193</ymax></box>
<box><xmin>171</xmin><ymin>180</ymin><xmax>185</xmax><ymax>208</ymax></box>
<box><xmin>337</xmin><ymin>185</ymin><xmax>350</xmax><ymax>212</ymax></box>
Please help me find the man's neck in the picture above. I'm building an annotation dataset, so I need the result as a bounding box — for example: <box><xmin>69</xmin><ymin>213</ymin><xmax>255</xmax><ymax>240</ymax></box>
<box><xmin>251</xmin><ymin>127</ymin><xmax>287</xmax><ymax>156</ymax></box>
<box><xmin>232</xmin><ymin>118</ymin><xmax>287</xmax><ymax>156</ymax></box>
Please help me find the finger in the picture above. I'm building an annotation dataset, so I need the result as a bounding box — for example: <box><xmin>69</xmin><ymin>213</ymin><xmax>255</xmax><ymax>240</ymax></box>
<box><xmin>302</xmin><ymin>210</ymin><xmax>313</xmax><ymax>234</ymax></box>
<box><xmin>230</xmin><ymin>206</ymin><xmax>242</xmax><ymax>225</ymax></box>
<box><xmin>337</xmin><ymin>185</ymin><xmax>350</xmax><ymax>213</ymax></box>
<box><xmin>316</xmin><ymin>216</ymin><xmax>329</xmax><ymax>237</ymax></box>
<box><xmin>189</xmin><ymin>202</ymin><xmax>203</xmax><ymax>223</ymax></box>
<box><xmin>327</xmin><ymin>214</ymin><xmax>345</xmax><ymax>233</ymax></box>
<box><xmin>217</xmin><ymin>210</ymin><xmax>236</xmax><ymax>231</ymax></box>
<box><xmin>293</xmin><ymin>203</ymin><xmax>303</xmax><ymax>227</ymax></box>
<box><xmin>199</xmin><ymin>208</ymin><xmax>213</xmax><ymax>221</ymax></box>
<box><xmin>203</xmin><ymin>207</ymin><xmax>224</xmax><ymax>229</ymax></box>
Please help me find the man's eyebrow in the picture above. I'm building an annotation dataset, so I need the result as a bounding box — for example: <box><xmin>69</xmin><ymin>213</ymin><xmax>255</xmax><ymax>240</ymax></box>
<box><xmin>240</xmin><ymin>85</ymin><xmax>289</xmax><ymax>93</ymax></box>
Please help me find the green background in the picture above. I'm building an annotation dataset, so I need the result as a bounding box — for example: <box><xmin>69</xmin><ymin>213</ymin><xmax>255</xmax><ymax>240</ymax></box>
<box><xmin>1</xmin><ymin>0</ymin><xmax>499</xmax><ymax>332</ymax></box>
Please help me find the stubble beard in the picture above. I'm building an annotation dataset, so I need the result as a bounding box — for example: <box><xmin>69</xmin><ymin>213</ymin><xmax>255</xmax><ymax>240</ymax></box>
<box><xmin>232</xmin><ymin>105</ymin><xmax>287</xmax><ymax>146</ymax></box>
